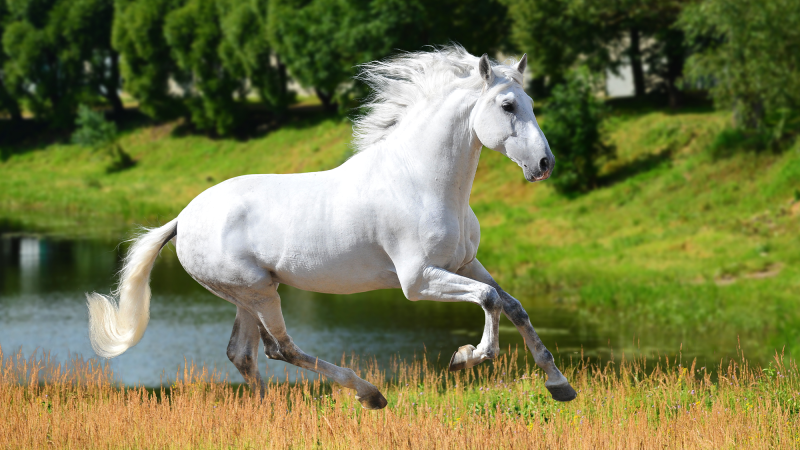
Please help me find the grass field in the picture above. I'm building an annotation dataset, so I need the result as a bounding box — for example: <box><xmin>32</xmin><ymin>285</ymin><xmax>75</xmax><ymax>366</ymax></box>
<box><xmin>1</xmin><ymin>104</ymin><xmax>799</xmax><ymax>364</ymax></box>
<box><xmin>2</xmin><ymin>345</ymin><xmax>799</xmax><ymax>449</ymax></box>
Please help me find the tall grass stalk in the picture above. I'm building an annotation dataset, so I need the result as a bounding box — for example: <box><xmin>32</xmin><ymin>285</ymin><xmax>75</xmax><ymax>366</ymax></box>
<box><xmin>2</xmin><ymin>345</ymin><xmax>798</xmax><ymax>449</ymax></box>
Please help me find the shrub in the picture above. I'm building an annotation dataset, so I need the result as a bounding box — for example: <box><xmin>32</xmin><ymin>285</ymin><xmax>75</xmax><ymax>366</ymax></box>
<box><xmin>543</xmin><ymin>71</ymin><xmax>613</xmax><ymax>194</ymax></box>
<box><xmin>72</xmin><ymin>105</ymin><xmax>134</xmax><ymax>172</ymax></box>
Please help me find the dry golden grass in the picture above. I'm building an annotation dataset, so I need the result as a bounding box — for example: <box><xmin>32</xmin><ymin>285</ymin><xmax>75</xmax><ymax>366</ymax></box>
<box><xmin>2</xmin><ymin>345</ymin><xmax>799</xmax><ymax>449</ymax></box>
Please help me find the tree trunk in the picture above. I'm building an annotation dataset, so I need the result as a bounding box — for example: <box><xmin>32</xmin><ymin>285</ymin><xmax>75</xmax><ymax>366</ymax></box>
<box><xmin>105</xmin><ymin>51</ymin><xmax>125</xmax><ymax>117</ymax></box>
<box><xmin>0</xmin><ymin>85</ymin><xmax>22</xmax><ymax>122</ymax></box>
<box><xmin>530</xmin><ymin>76</ymin><xmax>547</xmax><ymax>100</ymax></box>
<box><xmin>315</xmin><ymin>88</ymin><xmax>337</xmax><ymax>112</ymax></box>
<box><xmin>629</xmin><ymin>27</ymin><xmax>646</xmax><ymax>98</ymax></box>
<box><xmin>664</xmin><ymin>30</ymin><xmax>685</xmax><ymax>109</ymax></box>
<box><xmin>276</xmin><ymin>54</ymin><xmax>289</xmax><ymax>112</ymax></box>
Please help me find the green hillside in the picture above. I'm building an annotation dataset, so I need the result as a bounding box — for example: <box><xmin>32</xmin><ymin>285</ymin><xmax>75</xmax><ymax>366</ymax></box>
<box><xmin>1</xmin><ymin>107</ymin><xmax>799</xmax><ymax>360</ymax></box>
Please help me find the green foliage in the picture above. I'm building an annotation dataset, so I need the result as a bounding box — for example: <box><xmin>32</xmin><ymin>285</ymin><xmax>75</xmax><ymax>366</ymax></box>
<box><xmin>268</xmin><ymin>0</ymin><xmax>387</xmax><ymax>111</ymax></box>
<box><xmin>218</xmin><ymin>0</ymin><xmax>292</xmax><ymax>112</ymax></box>
<box><xmin>164</xmin><ymin>0</ymin><xmax>242</xmax><ymax>135</ymax></box>
<box><xmin>72</xmin><ymin>104</ymin><xmax>133</xmax><ymax>171</ymax></box>
<box><xmin>113</xmin><ymin>0</ymin><xmax>185</xmax><ymax>119</ymax></box>
<box><xmin>502</xmin><ymin>0</ymin><xmax>606</xmax><ymax>89</ymax></box>
<box><xmin>2</xmin><ymin>0</ymin><xmax>122</xmax><ymax>126</ymax></box>
<box><xmin>116</xmin><ymin>0</ymin><xmax>291</xmax><ymax>134</ymax></box>
<box><xmin>680</xmin><ymin>0</ymin><xmax>800</xmax><ymax>134</ymax></box>
<box><xmin>543</xmin><ymin>71</ymin><xmax>613</xmax><ymax>194</ymax></box>
<box><xmin>72</xmin><ymin>105</ymin><xmax>118</xmax><ymax>149</ymax></box>
<box><xmin>0</xmin><ymin>1</ymin><xmax>21</xmax><ymax>121</ymax></box>
<box><xmin>3</xmin><ymin>0</ymin><xmax>78</xmax><ymax>125</ymax></box>
<box><xmin>269</xmin><ymin>0</ymin><xmax>508</xmax><ymax>111</ymax></box>
<box><xmin>503</xmin><ymin>0</ymin><xmax>688</xmax><ymax>101</ymax></box>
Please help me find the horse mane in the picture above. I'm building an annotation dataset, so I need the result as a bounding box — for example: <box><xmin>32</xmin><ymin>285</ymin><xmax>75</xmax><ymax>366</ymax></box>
<box><xmin>352</xmin><ymin>44</ymin><xmax>524</xmax><ymax>152</ymax></box>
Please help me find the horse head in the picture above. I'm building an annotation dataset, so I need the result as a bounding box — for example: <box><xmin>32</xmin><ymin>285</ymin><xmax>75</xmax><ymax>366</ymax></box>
<box><xmin>471</xmin><ymin>54</ymin><xmax>554</xmax><ymax>182</ymax></box>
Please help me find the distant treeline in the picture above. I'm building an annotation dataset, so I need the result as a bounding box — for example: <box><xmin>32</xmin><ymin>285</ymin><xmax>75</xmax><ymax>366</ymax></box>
<box><xmin>0</xmin><ymin>0</ymin><xmax>797</xmax><ymax>136</ymax></box>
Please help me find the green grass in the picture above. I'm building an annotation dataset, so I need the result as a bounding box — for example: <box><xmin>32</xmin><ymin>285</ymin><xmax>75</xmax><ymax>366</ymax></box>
<box><xmin>1</xmin><ymin>106</ymin><xmax>799</xmax><ymax>363</ymax></box>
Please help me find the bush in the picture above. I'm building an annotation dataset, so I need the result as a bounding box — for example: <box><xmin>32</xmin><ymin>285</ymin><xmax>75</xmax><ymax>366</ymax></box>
<box><xmin>72</xmin><ymin>105</ymin><xmax>134</xmax><ymax>172</ymax></box>
<box><xmin>543</xmin><ymin>71</ymin><xmax>613</xmax><ymax>194</ymax></box>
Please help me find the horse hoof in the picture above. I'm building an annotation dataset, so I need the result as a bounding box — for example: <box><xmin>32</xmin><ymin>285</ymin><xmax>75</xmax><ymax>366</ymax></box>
<box><xmin>448</xmin><ymin>344</ymin><xmax>477</xmax><ymax>372</ymax></box>
<box><xmin>356</xmin><ymin>391</ymin><xmax>388</xmax><ymax>410</ymax></box>
<box><xmin>546</xmin><ymin>382</ymin><xmax>577</xmax><ymax>402</ymax></box>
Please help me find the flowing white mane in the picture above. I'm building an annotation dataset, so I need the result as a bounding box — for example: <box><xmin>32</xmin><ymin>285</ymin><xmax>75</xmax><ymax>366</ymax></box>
<box><xmin>352</xmin><ymin>45</ymin><xmax>524</xmax><ymax>152</ymax></box>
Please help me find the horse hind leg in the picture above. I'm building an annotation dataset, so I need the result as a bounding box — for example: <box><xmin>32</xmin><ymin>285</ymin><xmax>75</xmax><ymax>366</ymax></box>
<box><xmin>249</xmin><ymin>289</ymin><xmax>388</xmax><ymax>410</ymax></box>
<box><xmin>227</xmin><ymin>306</ymin><xmax>267</xmax><ymax>396</ymax></box>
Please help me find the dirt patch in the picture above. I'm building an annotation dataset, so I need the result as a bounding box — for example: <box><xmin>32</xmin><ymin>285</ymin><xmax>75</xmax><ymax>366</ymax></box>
<box><xmin>744</xmin><ymin>263</ymin><xmax>783</xmax><ymax>280</ymax></box>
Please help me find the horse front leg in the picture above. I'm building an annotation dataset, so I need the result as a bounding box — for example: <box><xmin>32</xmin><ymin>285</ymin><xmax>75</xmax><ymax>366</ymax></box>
<box><xmin>457</xmin><ymin>259</ymin><xmax>577</xmax><ymax>402</ymax></box>
<box><xmin>399</xmin><ymin>265</ymin><xmax>502</xmax><ymax>371</ymax></box>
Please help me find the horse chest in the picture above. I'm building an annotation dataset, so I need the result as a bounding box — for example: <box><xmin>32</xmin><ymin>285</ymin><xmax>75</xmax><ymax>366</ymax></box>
<box><xmin>417</xmin><ymin>208</ymin><xmax>480</xmax><ymax>271</ymax></box>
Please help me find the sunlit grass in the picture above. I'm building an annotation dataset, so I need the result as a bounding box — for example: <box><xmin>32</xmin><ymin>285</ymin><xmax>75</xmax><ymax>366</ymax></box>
<box><xmin>2</xmin><ymin>345</ymin><xmax>799</xmax><ymax>449</ymax></box>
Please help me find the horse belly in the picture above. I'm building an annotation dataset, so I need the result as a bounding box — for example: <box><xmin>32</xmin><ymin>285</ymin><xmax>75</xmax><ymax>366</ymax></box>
<box><xmin>269</xmin><ymin>245</ymin><xmax>401</xmax><ymax>294</ymax></box>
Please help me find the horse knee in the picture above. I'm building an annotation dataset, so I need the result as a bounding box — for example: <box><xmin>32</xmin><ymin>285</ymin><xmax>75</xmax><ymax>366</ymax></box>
<box><xmin>227</xmin><ymin>344</ymin><xmax>255</xmax><ymax>369</ymax></box>
<box><xmin>481</xmin><ymin>287</ymin><xmax>501</xmax><ymax>311</ymax></box>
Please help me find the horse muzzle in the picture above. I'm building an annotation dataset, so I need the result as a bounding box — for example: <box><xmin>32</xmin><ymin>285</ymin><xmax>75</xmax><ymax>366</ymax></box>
<box><xmin>524</xmin><ymin>155</ymin><xmax>554</xmax><ymax>182</ymax></box>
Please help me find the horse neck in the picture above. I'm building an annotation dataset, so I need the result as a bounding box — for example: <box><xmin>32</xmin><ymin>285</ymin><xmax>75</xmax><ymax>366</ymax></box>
<box><xmin>384</xmin><ymin>89</ymin><xmax>482</xmax><ymax>207</ymax></box>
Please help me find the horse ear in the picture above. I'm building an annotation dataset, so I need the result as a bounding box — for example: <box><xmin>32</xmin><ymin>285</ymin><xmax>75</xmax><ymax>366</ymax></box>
<box><xmin>516</xmin><ymin>54</ymin><xmax>527</xmax><ymax>74</ymax></box>
<box><xmin>478</xmin><ymin>53</ymin><xmax>494</xmax><ymax>85</ymax></box>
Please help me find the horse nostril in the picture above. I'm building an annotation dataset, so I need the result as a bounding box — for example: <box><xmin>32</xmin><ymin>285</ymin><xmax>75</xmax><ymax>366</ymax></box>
<box><xmin>539</xmin><ymin>157</ymin><xmax>549</xmax><ymax>173</ymax></box>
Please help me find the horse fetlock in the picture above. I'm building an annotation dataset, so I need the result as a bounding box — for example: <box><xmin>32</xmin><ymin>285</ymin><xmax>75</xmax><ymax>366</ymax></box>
<box><xmin>264</xmin><ymin>348</ymin><xmax>286</xmax><ymax>361</ymax></box>
<box><xmin>479</xmin><ymin>344</ymin><xmax>500</xmax><ymax>361</ymax></box>
<box><xmin>448</xmin><ymin>344</ymin><xmax>494</xmax><ymax>372</ymax></box>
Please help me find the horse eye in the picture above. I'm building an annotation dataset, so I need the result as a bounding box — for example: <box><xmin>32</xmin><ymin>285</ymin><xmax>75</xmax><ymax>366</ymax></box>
<box><xmin>502</xmin><ymin>102</ymin><xmax>515</xmax><ymax>113</ymax></box>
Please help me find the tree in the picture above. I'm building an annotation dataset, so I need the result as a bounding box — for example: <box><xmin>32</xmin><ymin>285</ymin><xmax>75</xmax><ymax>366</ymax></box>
<box><xmin>113</xmin><ymin>0</ymin><xmax>186</xmax><ymax>120</ymax></box>
<box><xmin>0</xmin><ymin>1</ymin><xmax>21</xmax><ymax>122</ymax></box>
<box><xmin>543</xmin><ymin>70</ymin><xmax>613</xmax><ymax>194</ymax></box>
<box><xmin>3</xmin><ymin>0</ymin><xmax>81</xmax><ymax>125</ymax></box>
<box><xmin>267</xmin><ymin>0</ymin><xmax>374</xmax><ymax>111</ymax></box>
<box><xmin>3</xmin><ymin>0</ymin><xmax>125</xmax><ymax>126</ymax></box>
<box><xmin>164</xmin><ymin>0</ymin><xmax>243</xmax><ymax>134</ymax></box>
<box><xmin>503</xmin><ymin>0</ymin><xmax>689</xmax><ymax>103</ymax></box>
<box><xmin>63</xmin><ymin>0</ymin><xmax>126</xmax><ymax>116</ymax></box>
<box><xmin>116</xmin><ymin>0</ymin><xmax>291</xmax><ymax>133</ymax></box>
<box><xmin>218</xmin><ymin>0</ymin><xmax>292</xmax><ymax>113</ymax></box>
<box><xmin>268</xmin><ymin>0</ymin><xmax>509</xmax><ymax>111</ymax></box>
<box><xmin>502</xmin><ymin>0</ymin><xmax>607</xmax><ymax>98</ymax></box>
<box><xmin>679</xmin><ymin>0</ymin><xmax>800</xmax><ymax>133</ymax></box>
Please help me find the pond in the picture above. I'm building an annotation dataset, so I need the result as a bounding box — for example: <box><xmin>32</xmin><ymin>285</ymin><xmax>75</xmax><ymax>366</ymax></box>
<box><xmin>0</xmin><ymin>231</ymin><xmax>777</xmax><ymax>386</ymax></box>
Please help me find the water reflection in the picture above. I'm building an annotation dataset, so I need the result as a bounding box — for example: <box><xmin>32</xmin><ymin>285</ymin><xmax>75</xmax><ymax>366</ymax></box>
<box><xmin>0</xmin><ymin>233</ymin><xmax>768</xmax><ymax>386</ymax></box>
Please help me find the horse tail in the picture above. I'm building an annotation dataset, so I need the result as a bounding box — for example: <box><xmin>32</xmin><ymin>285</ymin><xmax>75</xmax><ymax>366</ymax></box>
<box><xmin>86</xmin><ymin>218</ymin><xmax>178</xmax><ymax>358</ymax></box>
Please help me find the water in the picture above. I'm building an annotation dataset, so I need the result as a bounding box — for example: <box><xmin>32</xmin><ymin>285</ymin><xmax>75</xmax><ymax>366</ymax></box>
<box><xmin>0</xmin><ymin>232</ymin><xmax>767</xmax><ymax>386</ymax></box>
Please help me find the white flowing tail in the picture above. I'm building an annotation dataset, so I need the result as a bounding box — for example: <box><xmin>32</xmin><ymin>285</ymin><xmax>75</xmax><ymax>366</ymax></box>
<box><xmin>87</xmin><ymin>219</ymin><xmax>178</xmax><ymax>358</ymax></box>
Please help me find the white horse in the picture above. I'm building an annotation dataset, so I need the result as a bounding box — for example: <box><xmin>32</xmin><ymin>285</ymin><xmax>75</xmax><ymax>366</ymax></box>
<box><xmin>87</xmin><ymin>46</ymin><xmax>576</xmax><ymax>409</ymax></box>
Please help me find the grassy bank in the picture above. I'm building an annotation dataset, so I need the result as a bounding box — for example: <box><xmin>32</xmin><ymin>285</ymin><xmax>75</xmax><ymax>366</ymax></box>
<box><xmin>1</xmin><ymin>106</ymin><xmax>799</xmax><ymax>363</ymax></box>
<box><xmin>2</xmin><ymin>346</ymin><xmax>799</xmax><ymax>449</ymax></box>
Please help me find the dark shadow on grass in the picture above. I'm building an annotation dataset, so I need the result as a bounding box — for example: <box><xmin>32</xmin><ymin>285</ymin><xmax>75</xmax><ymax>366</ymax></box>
<box><xmin>0</xmin><ymin>119</ymin><xmax>70</xmax><ymax>162</ymax></box>
<box><xmin>0</xmin><ymin>102</ymin><xmax>347</xmax><ymax>161</ymax></box>
<box><xmin>170</xmin><ymin>102</ymin><xmax>345</xmax><ymax>141</ymax></box>
<box><xmin>604</xmin><ymin>91</ymin><xmax>714</xmax><ymax>116</ymax></box>
<box><xmin>597</xmin><ymin>150</ymin><xmax>673</xmax><ymax>187</ymax></box>
<box><xmin>0</xmin><ymin>108</ymin><xmax>155</xmax><ymax>163</ymax></box>
<box><xmin>0</xmin><ymin>216</ymin><xmax>34</xmax><ymax>235</ymax></box>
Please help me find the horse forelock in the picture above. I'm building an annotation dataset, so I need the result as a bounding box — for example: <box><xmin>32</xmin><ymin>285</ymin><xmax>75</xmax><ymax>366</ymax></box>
<box><xmin>352</xmin><ymin>44</ymin><xmax>524</xmax><ymax>153</ymax></box>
